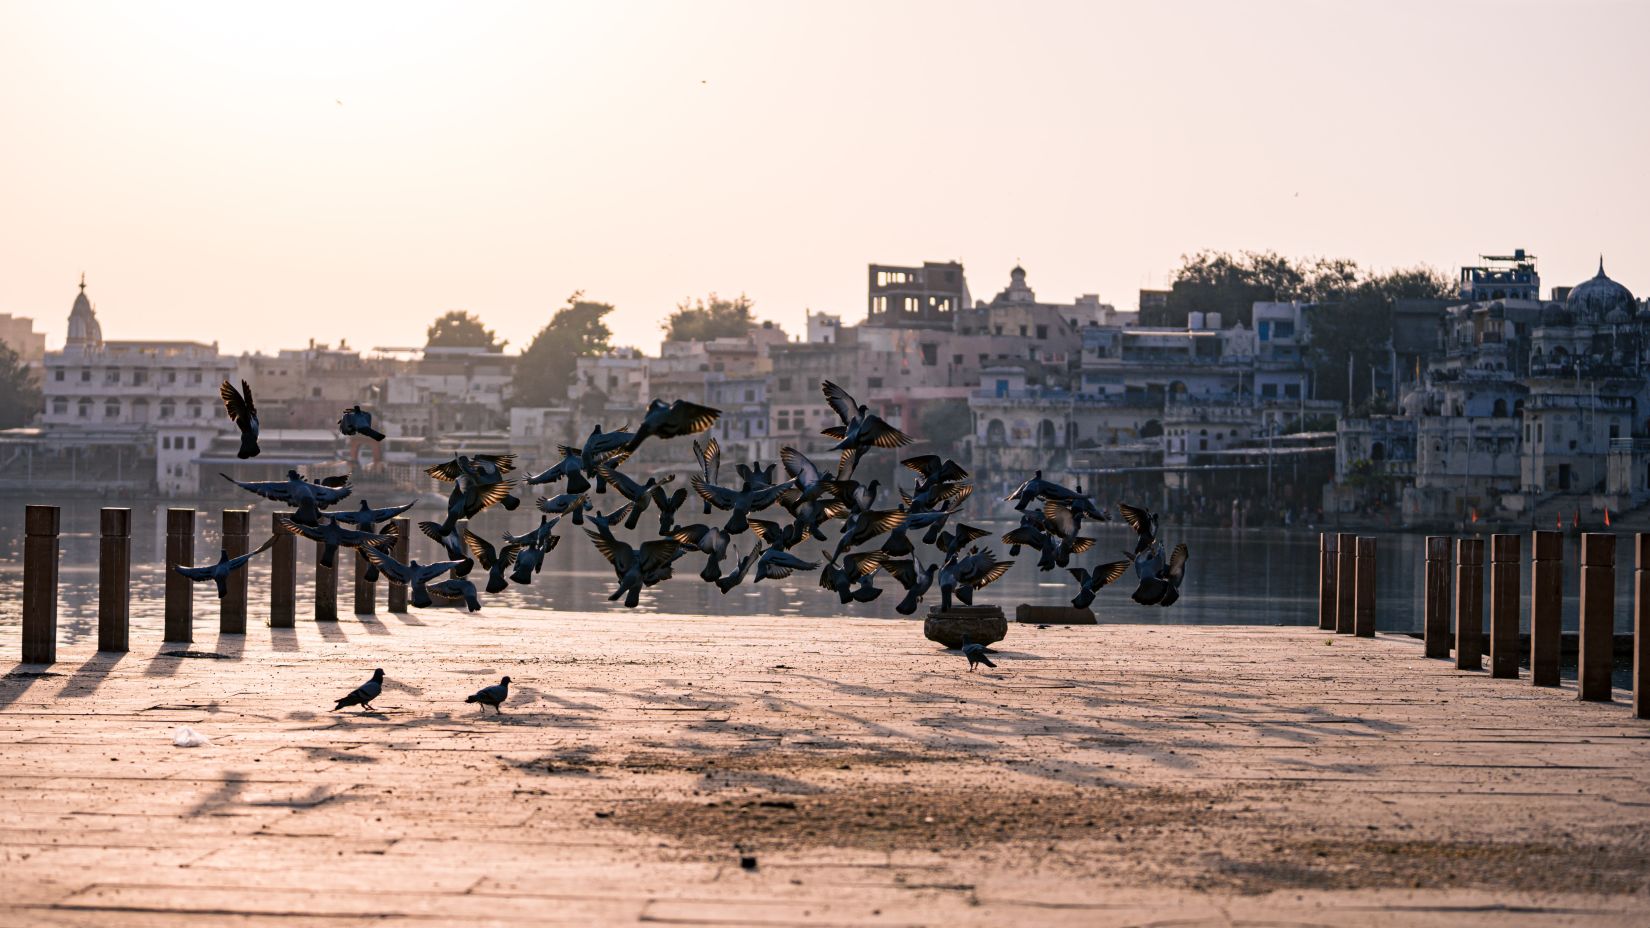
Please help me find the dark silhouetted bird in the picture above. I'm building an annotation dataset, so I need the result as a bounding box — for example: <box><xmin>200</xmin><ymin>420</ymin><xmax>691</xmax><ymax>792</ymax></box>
<box><xmin>173</xmin><ymin>536</ymin><xmax>277</xmax><ymax>599</ymax></box>
<box><xmin>275</xmin><ymin>514</ymin><xmax>393</xmax><ymax>569</ymax></box>
<box><xmin>754</xmin><ymin>547</ymin><xmax>817</xmax><ymax>583</ymax></box>
<box><xmin>466</xmin><ymin>676</ymin><xmax>511</xmax><ymax>714</ymax></box>
<box><xmin>938</xmin><ymin>548</ymin><xmax>1011</xmax><ymax>611</ymax></box>
<box><xmin>338</xmin><ymin>405</ymin><xmax>385</xmax><ymax>441</ymax></box>
<box><xmin>537</xmin><ymin>492</ymin><xmax>591</xmax><ymax>525</ymax></box>
<box><xmin>463</xmin><ymin>530</ymin><xmax>523</xmax><ymax>594</ymax></box>
<box><xmin>525</xmin><ymin>449</ymin><xmax>592</xmax><ymax>495</ymax></box>
<box><xmin>827</xmin><ymin>507</ymin><xmax>906</xmax><ymax>563</ymax></box>
<box><xmin>961</xmin><ymin>640</ymin><xmax>996</xmax><ymax>672</ymax></box>
<box><xmin>1068</xmin><ymin>559</ymin><xmax>1130</xmax><ymax>610</ymax></box>
<box><xmin>597</xmin><ymin>466</ymin><xmax>661</xmax><ymax>530</ymax></box>
<box><xmin>671</xmin><ymin>523</ymin><xmax>732</xmax><ymax>582</ymax></box>
<box><xmin>819</xmin><ymin>551</ymin><xmax>887</xmax><ymax>604</ymax></box>
<box><xmin>418</xmin><ymin>520</ymin><xmax>474</xmax><ymax>577</ymax></box>
<box><xmin>577</xmin><ymin>426</ymin><xmax>635</xmax><ymax>492</ymax></box>
<box><xmin>901</xmin><ymin>454</ymin><xmax>969</xmax><ymax>488</ymax></box>
<box><xmin>427</xmin><ymin>576</ymin><xmax>482</xmax><ymax>612</ymax></box>
<box><xmin>223</xmin><ymin>470</ymin><xmax>350</xmax><ymax>525</ymax></box>
<box><xmin>1131</xmin><ymin>541</ymin><xmax>1189</xmax><ymax>606</ymax></box>
<box><xmin>779</xmin><ymin>446</ymin><xmax>836</xmax><ymax>505</ymax></box>
<box><xmin>330</xmin><ymin>499</ymin><xmax>416</xmax><ymax>580</ymax></box>
<box><xmin>1119</xmin><ymin>501</ymin><xmax>1160</xmax><ymax>556</ymax></box>
<box><xmin>508</xmin><ymin>535</ymin><xmax>556</xmax><ymax>585</ymax></box>
<box><xmin>935</xmin><ymin>523</ymin><xmax>990</xmax><ymax>561</ymax></box>
<box><xmin>358</xmin><ymin>548</ymin><xmax>464</xmax><ymax>608</ymax></box>
<box><xmin>715</xmin><ymin>543</ymin><xmax>760</xmax><ymax>594</ymax></box>
<box><xmin>694</xmin><ymin>437</ymin><xmax>721</xmax><ymax>514</ymax></box>
<box><xmin>650</xmin><ymin>482</ymin><xmax>689</xmax><ymax>535</ymax></box>
<box><xmin>623</xmin><ymin>398</ymin><xmax>721</xmax><ymax>455</ymax></box>
<box><xmin>585</xmin><ymin>530</ymin><xmax>682</xmax><ymax>608</ymax></box>
<box><xmin>819</xmin><ymin>380</ymin><xmax>912</xmax><ymax>477</ymax></box>
<box><xmin>691</xmin><ymin>475</ymin><xmax>789</xmax><ymax>535</ymax></box>
<box><xmin>333</xmin><ymin>668</ymin><xmax>384</xmax><ymax>711</ymax></box>
<box><xmin>884</xmin><ymin>556</ymin><xmax>938</xmax><ymax>616</ymax></box>
<box><xmin>504</xmin><ymin>514</ymin><xmax>558</xmax><ymax>549</ymax></box>
<box><xmin>218</xmin><ymin>379</ymin><xmax>260</xmax><ymax>459</ymax></box>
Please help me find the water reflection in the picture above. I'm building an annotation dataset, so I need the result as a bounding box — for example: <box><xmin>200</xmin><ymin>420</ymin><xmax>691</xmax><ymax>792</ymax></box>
<box><xmin>0</xmin><ymin>497</ymin><xmax>1635</xmax><ymax>638</ymax></box>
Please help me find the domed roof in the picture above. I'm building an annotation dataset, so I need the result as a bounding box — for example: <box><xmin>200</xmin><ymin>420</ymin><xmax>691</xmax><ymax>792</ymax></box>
<box><xmin>1566</xmin><ymin>258</ymin><xmax>1636</xmax><ymax>325</ymax></box>
<box><xmin>1606</xmin><ymin>306</ymin><xmax>1633</xmax><ymax>325</ymax></box>
<box><xmin>1539</xmin><ymin>303</ymin><xmax>1569</xmax><ymax>327</ymax></box>
<box><xmin>65</xmin><ymin>275</ymin><xmax>102</xmax><ymax>350</ymax></box>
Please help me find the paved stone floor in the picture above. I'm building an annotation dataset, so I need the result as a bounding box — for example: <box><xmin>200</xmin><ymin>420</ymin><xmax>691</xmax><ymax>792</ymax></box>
<box><xmin>1</xmin><ymin>606</ymin><xmax>1648</xmax><ymax>926</ymax></box>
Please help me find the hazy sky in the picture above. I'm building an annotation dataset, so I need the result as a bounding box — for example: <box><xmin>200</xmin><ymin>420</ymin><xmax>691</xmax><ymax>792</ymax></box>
<box><xmin>2</xmin><ymin>0</ymin><xmax>1647</xmax><ymax>355</ymax></box>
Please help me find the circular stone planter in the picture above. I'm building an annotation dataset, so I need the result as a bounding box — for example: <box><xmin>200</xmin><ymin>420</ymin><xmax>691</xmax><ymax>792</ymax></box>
<box><xmin>923</xmin><ymin>604</ymin><xmax>1007</xmax><ymax>649</ymax></box>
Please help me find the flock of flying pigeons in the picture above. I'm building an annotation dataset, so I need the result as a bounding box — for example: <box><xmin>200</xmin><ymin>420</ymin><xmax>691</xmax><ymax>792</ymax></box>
<box><xmin>180</xmin><ymin>377</ymin><xmax>1190</xmax><ymax>706</ymax></box>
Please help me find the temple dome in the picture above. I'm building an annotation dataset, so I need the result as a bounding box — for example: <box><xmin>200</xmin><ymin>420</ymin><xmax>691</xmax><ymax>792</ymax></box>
<box><xmin>1566</xmin><ymin>259</ymin><xmax>1635</xmax><ymax>325</ymax></box>
<box><xmin>65</xmin><ymin>276</ymin><xmax>102</xmax><ymax>350</ymax></box>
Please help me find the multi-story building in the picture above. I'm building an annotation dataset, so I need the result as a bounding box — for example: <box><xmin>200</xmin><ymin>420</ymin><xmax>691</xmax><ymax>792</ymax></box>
<box><xmin>865</xmin><ymin>261</ymin><xmax>970</xmax><ymax>330</ymax></box>
<box><xmin>0</xmin><ymin>312</ymin><xmax>46</xmax><ymax>363</ymax></box>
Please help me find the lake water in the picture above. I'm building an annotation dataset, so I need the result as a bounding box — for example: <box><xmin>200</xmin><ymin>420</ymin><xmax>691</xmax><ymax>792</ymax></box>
<box><xmin>0</xmin><ymin>495</ymin><xmax>1637</xmax><ymax>649</ymax></box>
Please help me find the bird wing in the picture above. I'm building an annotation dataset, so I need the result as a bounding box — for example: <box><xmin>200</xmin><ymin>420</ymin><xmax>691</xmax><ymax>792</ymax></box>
<box><xmin>417</xmin><ymin>520</ymin><xmax>449</xmax><ymax>543</ymax></box>
<box><xmin>358</xmin><ymin>545</ymin><xmax>412</xmax><ymax>582</ymax></box>
<box><xmin>900</xmin><ymin>454</ymin><xmax>940</xmax><ymax>479</ymax></box>
<box><xmin>695</xmin><ymin>436</ymin><xmax>721</xmax><ymax>483</ymax></box>
<box><xmin>690</xmin><ymin>475</ymin><xmax>738</xmax><ymax>510</ymax></box>
<box><xmin>498</xmin><ymin>543</ymin><xmax>523</xmax><ymax>567</ymax></box>
<box><xmin>424</xmin><ymin>459</ymin><xmax>463</xmax><ymax>481</ymax></box>
<box><xmin>941</xmin><ymin>483</ymin><xmax>974</xmax><ymax>508</ymax></box>
<box><xmin>842</xmin><ymin>550</ymin><xmax>888</xmax><ymax>579</ymax></box>
<box><xmin>747</xmin><ymin>519</ymin><xmax>783</xmax><ymax>545</ymax></box>
<box><xmin>1118</xmin><ymin>502</ymin><xmax>1152</xmax><ymax>534</ymax></box>
<box><xmin>477</xmin><ymin>453</ymin><xmax>517</xmax><ymax>474</ymax></box>
<box><xmin>470</xmin><ymin>480</ymin><xmax>516</xmax><ymax>512</ymax></box>
<box><xmin>309</xmin><ymin>480</ymin><xmax>352</xmax><ymax>505</ymax></box>
<box><xmin>862</xmin><ymin>508</ymin><xmax>908</xmax><ymax>537</ymax></box>
<box><xmin>583</xmin><ymin>529</ymin><xmax>632</xmax><ymax>570</ymax></box>
<box><xmin>859</xmin><ymin>417</ymin><xmax>913</xmax><ymax>449</ymax></box>
<box><xmin>669</xmin><ymin>524</ymin><xmax>710</xmax><ymax>547</ymax></box>
<box><xmin>414</xmin><ymin>559</ymin><xmax>466</xmax><ymax>582</ymax></box>
<box><xmin>1042</xmin><ymin>501</ymin><xmax>1078</xmax><ymax>537</ymax></box>
<box><xmin>953</xmin><ymin>524</ymin><xmax>991</xmax><ymax>547</ymax></box>
<box><xmin>820</xmin><ymin>425</ymin><xmax>848</xmax><ymax>441</ymax></box>
<box><xmin>461</xmin><ymin>528</ymin><xmax>497</xmax><ymax>567</ymax></box>
<box><xmin>1165</xmin><ymin>543</ymin><xmax>1190</xmax><ymax>583</ymax></box>
<box><xmin>1097</xmin><ymin>559</ymin><xmax>1130</xmax><ymax>587</ymax></box>
<box><xmin>273</xmin><ymin>514</ymin><xmax>322</xmax><ymax>542</ymax></box>
<box><xmin>770</xmin><ymin>551</ymin><xmax>818</xmax><ymax>571</ymax></box>
<box><xmin>218</xmin><ymin>380</ymin><xmax>251</xmax><ymax>424</ymax></box>
<box><xmin>365</xmin><ymin>500</ymin><xmax>417</xmax><ymax>521</ymax></box>
<box><xmin>1002</xmin><ymin>526</ymin><xmax>1046</xmax><ymax>548</ymax></box>
<box><xmin>222</xmin><ymin>472</ymin><xmax>294</xmax><ymax>503</ymax></box>
<box><xmin>820</xmin><ymin>380</ymin><xmax>859</xmax><ymax>424</ymax></box>
<box><xmin>226</xmin><ymin>534</ymin><xmax>279</xmax><ymax>569</ymax></box>
<box><xmin>971</xmin><ymin>558</ymin><xmax>1013</xmax><ymax>590</ymax></box>
<box><xmin>1069</xmin><ymin>537</ymin><xmax>1097</xmax><ymax>554</ymax></box>
<box><xmin>597</xmin><ymin>465</ymin><xmax>644</xmax><ymax>500</ymax></box>
<box><xmin>1003</xmin><ymin>474</ymin><xmax>1034</xmax><ymax>501</ymax></box>
<box><xmin>780</xmin><ymin>446</ymin><xmax>822</xmax><ymax>485</ymax></box>
<box><xmin>174</xmin><ymin>564</ymin><xmax>215</xmax><ymax>581</ymax></box>
<box><xmin>655</xmin><ymin>400</ymin><xmax>721</xmax><ymax>437</ymax></box>
<box><xmin>638</xmin><ymin>539</ymin><xmax>684</xmax><ymax>574</ymax></box>
<box><xmin>884</xmin><ymin>558</ymin><xmax>917</xmax><ymax>589</ymax></box>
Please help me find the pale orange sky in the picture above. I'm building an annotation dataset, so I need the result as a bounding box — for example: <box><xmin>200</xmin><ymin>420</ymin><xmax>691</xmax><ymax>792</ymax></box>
<box><xmin>2</xmin><ymin>0</ymin><xmax>1647</xmax><ymax>355</ymax></box>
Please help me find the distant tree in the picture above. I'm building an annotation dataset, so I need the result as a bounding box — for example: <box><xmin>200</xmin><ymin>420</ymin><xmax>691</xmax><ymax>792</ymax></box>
<box><xmin>426</xmin><ymin>310</ymin><xmax>504</xmax><ymax>351</ymax></box>
<box><xmin>663</xmin><ymin>293</ymin><xmax>755</xmax><ymax>342</ymax></box>
<box><xmin>512</xmin><ymin>295</ymin><xmax>614</xmax><ymax>407</ymax></box>
<box><xmin>1160</xmin><ymin>250</ymin><xmax>1309</xmax><ymax>328</ymax></box>
<box><xmin>1306</xmin><ymin>266</ymin><xmax>1453</xmax><ymax>406</ymax></box>
<box><xmin>918</xmin><ymin>399</ymin><xmax>973</xmax><ymax>453</ymax></box>
<box><xmin>0</xmin><ymin>342</ymin><xmax>40</xmax><ymax>429</ymax></box>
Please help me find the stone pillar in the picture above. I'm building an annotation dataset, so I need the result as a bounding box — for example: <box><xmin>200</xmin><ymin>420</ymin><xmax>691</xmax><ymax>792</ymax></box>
<box><xmin>1489</xmin><ymin>534</ymin><xmax>1520</xmax><ymax>679</ymax></box>
<box><xmin>22</xmin><ymin>505</ymin><xmax>60</xmax><ymax>664</ymax></box>
<box><xmin>1354</xmin><ymin>537</ymin><xmax>1377</xmax><ymax>637</ymax></box>
<box><xmin>1335</xmin><ymin>532</ymin><xmax>1357</xmax><ymax>634</ymax></box>
<box><xmin>387</xmin><ymin>517</ymin><xmax>410</xmax><ymax>614</ymax></box>
<box><xmin>163</xmin><ymin>508</ymin><xmax>195</xmax><ymax>643</ymax></box>
<box><xmin>1423</xmin><ymin>536</ymin><xmax>1452</xmax><ymax>658</ymax></box>
<box><xmin>1635</xmin><ymin>534</ymin><xmax>1650</xmax><ymax>720</ymax></box>
<box><xmin>98</xmin><ymin>508</ymin><xmax>130</xmax><ymax>653</ymax></box>
<box><xmin>1318</xmin><ymin>532</ymin><xmax>1337</xmax><ymax>631</ymax></box>
<box><xmin>1454</xmin><ymin>537</ymin><xmax>1484</xmax><ymax>671</ymax></box>
<box><xmin>270</xmin><ymin>512</ymin><xmax>296</xmax><ymax>628</ymax></box>
<box><xmin>1529</xmin><ymin>530</ymin><xmax>1562</xmax><ymax>687</ymax></box>
<box><xmin>220</xmin><ymin>509</ymin><xmax>250</xmax><ymax>633</ymax></box>
<box><xmin>315</xmin><ymin>541</ymin><xmax>338</xmax><ymax>621</ymax></box>
<box><xmin>353</xmin><ymin>548</ymin><xmax>376</xmax><ymax>615</ymax></box>
<box><xmin>1578</xmin><ymin>533</ymin><xmax>1615</xmax><ymax>702</ymax></box>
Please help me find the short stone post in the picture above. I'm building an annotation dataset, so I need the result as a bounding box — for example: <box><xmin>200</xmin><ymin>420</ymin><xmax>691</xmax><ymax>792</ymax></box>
<box><xmin>1318</xmin><ymin>532</ymin><xmax>1337</xmax><ymax>631</ymax></box>
<box><xmin>1635</xmin><ymin>534</ymin><xmax>1650</xmax><ymax>719</ymax></box>
<box><xmin>315</xmin><ymin>542</ymin><xmax>338</xmax><ymax>621</ymax></box>
<box><xmin>1354</xmin><ymin>537</ymin><xmax>1377</xmax><ymax>637</ymax></box>
<box><xmin>1335</xmin><ymin>532</ymin><xmax>1357</xmax><ymax>634</ymax></box>
<box><xmin>1424</xmin><ymin>536</ymin><xmax>1452</xmax><ymax>658</ymax></box>
<box><xmin>387</xmin><ymin>517</ymin><xmax>409</xmax><ymax>613</ymax></box>
<box><xmin>353</xmin><ymin>548</ymin><xmax>376</xmax><ymax>615</ymax></box>
<box><xmin>22</xmin><ymin>505</ymin><xmax>60</xmax><ymax>664</ymax></box>
<box><xmin>1530</xmin><ymin>530</ymin><xmax>1562</xmax><ymax>687</ymax></box>
<box><xmin>1578</xmin><ymin>533</ymin><xmax>1615</xmax><ymax>702</ymax></box>
<box><xmin>1489</xmin><ymin>534</ymin><xmax>1521</xmax><ymax>679</ymax></box>
<box><xmin>98</xmin><ymin>508</ymin><xmax>130</xmax><ymax>653</ymax></box>
<box><xmin>270</xmin><ymin>512</ymin><xmax>296</xmax><ymax>628</ymax></box>
<box><xmin>220</xmin><ymin>509</ymin><xmax>250</xmax><ymax>633</ymax></box>
<box><xmin>1454</xmin><ymin>537</ymin><xmax>1484</xmax><ymax>671</ymax></box>
<box><xmin>164</xmin><ymin>508</ymin><xmax>195</xmax><ymax>643</ymax></box>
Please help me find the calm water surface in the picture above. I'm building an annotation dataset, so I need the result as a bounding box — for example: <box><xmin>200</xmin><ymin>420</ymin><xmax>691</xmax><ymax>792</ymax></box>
<box><xmin>0</xmin><ymin>497</ymin><xmax>1634</xmax><ymax>648</ymax></box>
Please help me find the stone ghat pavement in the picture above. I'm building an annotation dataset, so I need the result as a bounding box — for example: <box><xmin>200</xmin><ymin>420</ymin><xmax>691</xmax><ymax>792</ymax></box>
<box><xmin>1</xmin><ymin>608</ymin><xmax>1648</xmax><ymax>927</ymax></box>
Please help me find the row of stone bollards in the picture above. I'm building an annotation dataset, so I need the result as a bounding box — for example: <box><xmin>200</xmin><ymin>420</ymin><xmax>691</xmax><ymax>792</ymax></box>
<box><xmin>1319</xmin><ymin>530</ymin><xmax>1650</xmax><ymax>720</ymax></box>
<box><xmin>19</xmin><ymin>505</ymin><xmax>412</xmax><ymax>664</ymax></box>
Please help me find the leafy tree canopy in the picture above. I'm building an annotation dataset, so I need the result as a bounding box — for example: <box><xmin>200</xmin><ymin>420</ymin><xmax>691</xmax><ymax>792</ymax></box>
<box><xmin>663</xmin><ymin>293</ymin><xmax>755</xmax><ymax>342</ymax></box>
<box><xmin>918</xmin><ymin>399</ymin><xmax>973</xmax><ymax>453</ymax></box>
<box><xmin>511</xmin><ymin>294</ymin><xmax>614</xmax><ymax>407</ymax></box>
<box><xmin>0</xmin><ymin>341</ymin><xmax>40</xmax><ymax>429</ymax></box>
<box><xmin>426</xmin><ymin>310</ymin><xmax>504</xmax><ymax>351</ymax></box>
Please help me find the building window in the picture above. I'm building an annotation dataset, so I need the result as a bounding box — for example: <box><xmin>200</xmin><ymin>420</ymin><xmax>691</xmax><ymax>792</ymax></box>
<box><xmin>106</xmin><ymin>369</ymin><xmax>120</xmax><ymax>384</ymax></box>
<box><xmin>920</xmin><ymin>343</ymin><xmax>938</xmax><ymax>366</ymax></box>
<box><xmin>132</xmin><ymin>371</ymin><xmax>147</xmax><ymax>386</ymax></box>
<box><xmin>190</xmin><ymin>372</ymin><xmax>202</xmax><ymax>384</ymax></box>
<box><xmin>777</xmin><ymin>377</ymin><xmax>792</xmax><ymax>392</ymax></box>
<box><xmin>868</xmin><ymin>376</ymin><xmax>883</xmax><ymax>389</ymax></box>
<box><xmin>51</xmin><ymin>397</ymin><xmax>67</xmax><ymax>415</ymax></box>
<box><xmin>80</xmin><ymin>369</ymin><xmax>91</xmax><ymax>382</ymax></box>
<box><xmin>105</xmin><ymin>401</ymin><xmax>120</xmax><ymax>419</ymax></box>
<box><xmin>166</xmin><ymin>371</ymin><xmax>177</xmax><ymax>384</ymax></box>
<box><xmin>162</xmin><ymin>436</ymin><xmax>171</xmax><ymax>450</ymax></box>
<box><xmin>1261</xmin><ymin>383</ymin><xmax>1277</xmax><ymax>398</ymax></box>
<box><xmin>187</xmin><ymin>436</ymin><xmax>196</xmax><ymax>450</ymax></box>
<box><xmin>77</xmin><ymin>398</ymin><xmax>92</xmax><ymax>418</ymax></box>
<box><xmin>743</xmin><ymin>389</ymin><xmax>754</xmax><ymax>402</ymax></box>
<box><xmin>1019</xmin><ymin>325</ymin><xmax>1028</xmax><ymax>337</ymax></box>
<box><xmin>1036</xmin><ymin>325</ymin><xmax>1048</xmax><ymax>340</ymax></box>
<box><xmin>952</xmin><ymin>354</ymin><xmax>963</xmax><ymax>366</ymax></box>
<box><xmin>188</xmin><ymin>400</ymin><xmax>202</xmax><ymax>418</ymax></box>
<box><xmin>54</xmin><ymin>369</ymin><xmax>64</xmax><ymax>382</ymax></box>
<box><xmin>1284</xmin><ymin>384</ymin><xmax>1300</xmax><ymax>399</ymax></box>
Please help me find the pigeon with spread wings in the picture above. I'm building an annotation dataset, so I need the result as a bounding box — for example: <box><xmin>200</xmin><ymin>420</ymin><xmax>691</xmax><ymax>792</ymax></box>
<box><xmin>819</xmin><ymin>380</ymin><xmax>912</xmax><ymax>477</ymax></box>
<box><xmin>218</xmin><ymin>379</ymin><xmax>260</xmax><ymax>459</ymax></box>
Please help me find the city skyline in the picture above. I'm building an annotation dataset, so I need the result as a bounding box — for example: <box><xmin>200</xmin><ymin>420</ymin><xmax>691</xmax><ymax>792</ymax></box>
<box><xmin>3</xmin><ymin>1</ymin><xmax>1648</xmax><ymax>354</ymax></box>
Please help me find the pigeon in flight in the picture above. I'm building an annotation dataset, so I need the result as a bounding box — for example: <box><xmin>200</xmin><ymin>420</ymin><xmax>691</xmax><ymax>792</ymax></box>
<box><xmin>418</xmin><ymin>520</ymin><xmax>475</xmax><ymax>577</ymax></box>
<box><xmin>937</xmin><ymin>548</ymin><xmax>1011</xmax><ymax>611</ymax></box>
<box><xmin>1119</xmin><ymin>502</ymin><xmax>1160</xmax><ymax>556</ymax></box>
<box><xmin>218</xmin><ymin>379</ymin><xmax>260</xmax><ymax>459</ymax></box>
<box><xmin>715</xmin><ymin>543</ymin><xmax>760</xmax><ymax>594</ymax></box>
<box><xmin>650</xmin><ymin>482</ymin><xmax>689</xmax><ymax>535</ymax></box>
<box><xmin>961</xmin><ymin>639</ymin><xmax>996</xmax><ymax>673</ymax></box>
<box><xmin>427</xmin><ymin>576</ymin><xmax>482</xmax><ymax>612</ymax></box>
<box><xmin>819</xmin><ymin>551</ymin><xmax>887</xmax><ymax>604</ymax></box>
<box><xmin>622</xmin><ymin>398</ymin><xmax>722</xmax><ymax>455</ymax></box>
<box><xmin>753</xmin><ymin>547</ymin><xmax>818</xmax><ymax>584</ymax></box>
<box><xmin>333</xmin><ymin>668</ymin><xmax>384</xmax><ymax>711</ymax></box>
<box><xmin>884</xmin><ymin>555</ymin><xmax>938</xmax><ymax>616</ymax></box>
<box><xmin>358</xmin><ymin>548</ymin><xmax>465</xmax><ymax>608</ymax></box>
<box><xmin>525</xmin><ymin>449</ymin><xmax>592</xmax><ymax>495</ymax></box>
<box><xmin>274</xmin><ymin>514</ymin><xmax>393</xmax><ymax>569</ymax></box>
<box><xmin>222</xmin><ymin>470</ymin><xmax>350</xmax><ymax>526</ymax></box>
<box><xmin>691</xmin><ymin>475</ymin><xmax>789</xmax><ymax>535</ymax></box>
<box><xmin>172</xmin><ymin>536</ymin><xmax>278</xmax><ymax>599</ymax></box>
<box><xmin>1068</xmin><ymin>558</ymin><xmax>1130</xmax><ymax>610</ymax></box>
<box><xmin>671</xmin><ymin>523</ymin><xmax>732</xmax><ymax>583</ymax></box>
<box><xmin>819</xmin><ymin>380</ymin><xmax>912</xmax><ymax>477</ymax></box>
<box><xmin>338</xmin><ymin>405</ymin><xmax>385</xmax><ymax>441</ymax></box>
<box><xmin>694</xmin><ymin>438</ymin><xmax>721</xmax><ymax>514</ymax></box>
<box><xmin>598</xmin><ymin>466</ymin><xmax>661</xmax><ymax>530</ymax></box>
<box><xmin>463</xmin><ymin>529</ymin><xmax>523</xmax><ymax>594</ymax></box>
<box><xmin>508</xmin><ymin>533</ymin><xmax>558</xmax><ymax>585</ymax></box>
<box><xmin>466</xmin><ymin>676</ymin><xmax>511</xmax><ymax>714</ymax></box>
<box><xmin>537</xmin><ymin>492</ymin><xmax>592</xmax><ymax>525</ymax></box>
<box><xmin>586</xmin><ymin>530</ymin><xmax>681</xmax><ymax>608</ymax></box>
<box><xmin>1131</xmin><ymin>542</ymin><xmax>1189</xmax><ymax>607</ymax></box>
<box><xmin>330</xmin><ymin>499</ymin><xmax>416</xmax><ymax>579</ymax></box>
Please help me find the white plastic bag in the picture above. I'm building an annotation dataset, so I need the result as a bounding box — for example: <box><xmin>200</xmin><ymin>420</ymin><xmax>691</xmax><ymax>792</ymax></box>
<box><xmin>172</xmin><ymin>726</ymin><xmax>209</xmax><ymax>747</ymax></box>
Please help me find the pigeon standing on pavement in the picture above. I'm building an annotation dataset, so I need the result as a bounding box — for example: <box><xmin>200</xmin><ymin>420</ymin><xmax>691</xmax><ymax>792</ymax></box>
<box><xmin>466</xmin><ymin>676</ymin><xmax>512</xmax><ymax>714</ymax></box>
<box><xmin>961</xmin><ymin>640</ymin><xmax>996</xmax><ymax>673</ymax></box>
<box><xmin>333</xmin><ymin>668</ymin><xmax>385</xmax><ymax>711</ymax></box>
